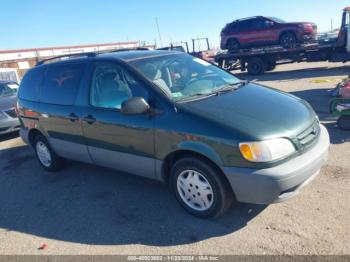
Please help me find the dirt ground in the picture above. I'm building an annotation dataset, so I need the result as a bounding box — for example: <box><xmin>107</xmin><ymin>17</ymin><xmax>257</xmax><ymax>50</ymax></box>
<box><xmin>0</xmin><ymin>62</ymin><xmax>349</xmax><ymax>255</ymax></box>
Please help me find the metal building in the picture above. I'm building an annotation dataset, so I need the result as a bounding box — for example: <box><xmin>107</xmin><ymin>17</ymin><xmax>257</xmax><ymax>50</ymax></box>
<box><xmin>0</xmin><ymin>41</ymin><xmax>142</xmax><ymax>81</ymax></box>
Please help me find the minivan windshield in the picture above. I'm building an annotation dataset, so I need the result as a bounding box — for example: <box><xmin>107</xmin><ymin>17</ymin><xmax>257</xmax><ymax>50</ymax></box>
<box><xmin>129</xmin><ymin>53</ymin><xmax>242</xmax><ymax>102</ymax></box>
<box><xmin>0</xmin><ymin>83</ymin><xmax>18</xmax><ymax>98</ymax></box>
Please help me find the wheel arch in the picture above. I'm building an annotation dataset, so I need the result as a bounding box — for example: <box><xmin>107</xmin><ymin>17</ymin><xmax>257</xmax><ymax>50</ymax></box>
<box><xmin>28</xmin><ymin>128</ymin><xmax>44</xmax><ymax>147</ymax></box>
<box><xmin>160</xmin><ymin>144</ymin><xmax>233</xmax><ymax>195</ymax></box>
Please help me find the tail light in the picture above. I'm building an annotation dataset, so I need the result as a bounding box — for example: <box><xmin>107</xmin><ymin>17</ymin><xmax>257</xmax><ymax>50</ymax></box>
<box><xmin>15</xmin><ymin>101</ymin><xmax>19</xmax><ymax>117</ymax></box>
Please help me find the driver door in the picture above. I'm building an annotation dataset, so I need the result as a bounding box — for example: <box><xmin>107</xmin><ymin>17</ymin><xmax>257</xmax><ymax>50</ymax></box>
<box><xmin>81</xmin><ymin>62</ymin><xmax>156</xmax><ymax>179</ymax></box>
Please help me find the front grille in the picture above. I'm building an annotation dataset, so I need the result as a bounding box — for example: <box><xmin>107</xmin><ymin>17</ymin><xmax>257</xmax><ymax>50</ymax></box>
<box><xmin>4</xmin><ymin>108</ymin><xmax>17</xmax><ymax>118</ymax></box>
<box><xmin>297</xmin><ymin>121</ymin><xmax>320</xmax><ymax>148</ymax></box>
<box><xmin>0</xmin><ymin>127</ymin><xmax>9</xmax><ymax>132</ymax></box>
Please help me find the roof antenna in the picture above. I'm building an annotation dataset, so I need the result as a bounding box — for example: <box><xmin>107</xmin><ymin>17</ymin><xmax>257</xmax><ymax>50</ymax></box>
<box><xmin>155</xmin><ymin>17</ymin><xmax>163</xmax><ymax>48</ymax></box>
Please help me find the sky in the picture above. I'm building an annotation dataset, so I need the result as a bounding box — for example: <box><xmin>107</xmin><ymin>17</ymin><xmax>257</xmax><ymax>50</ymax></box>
<box><xmin>1</xmin><ymin>0</ymin><xmax>349</xmax><ymax>50</ymax></box>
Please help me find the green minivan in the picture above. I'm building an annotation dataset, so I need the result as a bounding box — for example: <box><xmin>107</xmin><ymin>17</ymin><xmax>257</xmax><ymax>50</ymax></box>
<box><xmin>18</xmin><ymin>50</ymin><xmax>329</xmax><ymax>218</ymax></box>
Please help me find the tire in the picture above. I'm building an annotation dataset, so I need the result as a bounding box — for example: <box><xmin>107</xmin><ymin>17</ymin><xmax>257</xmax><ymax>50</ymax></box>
<box><xmin>247</xmin><ymin>57</ymin><xmax>266</xmax><ymax>75</ymax></box>
<box><xmin>217</xmin><ymin>58</ymin><xmax>225</xmax><ymax>68</ymax></box>
<box><xmin>280</xmin><ymin>32</ymin><xmax>297</xmax><ymax>49</ymax></box>
<box><xmin>227</xmin><ymin>39</ymin><xmax>240</xmax><ymax>53</ymax></box>
<box><xmin>170</xmin><ymin>157</ymin><xmax>233</xmax><ymax>218</ymax></box>
<box><xmin>34</xmin><ymin>135</ymin><xmax>64</xmax><ymax>172</ymax></box>
<box><xmin>337</xmin><ymin>116</ymin><xmax>350</xmax><ymax>130</ymax></box>
<box><xmin>266</xmin><ymin>60</ymin><xmax>277</xmax><ymax>71</ymax></box>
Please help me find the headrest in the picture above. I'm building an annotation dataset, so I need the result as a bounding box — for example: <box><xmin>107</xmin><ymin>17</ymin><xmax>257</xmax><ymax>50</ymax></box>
<box><xmin>103</xmin><ymin>72</ymin><xmax>117</xmax><ymax>81</ymax></box>
<box><xmin>141</xmin><ymin>64</ymin><xmax>161</xmax><ymax>81</ymax></box>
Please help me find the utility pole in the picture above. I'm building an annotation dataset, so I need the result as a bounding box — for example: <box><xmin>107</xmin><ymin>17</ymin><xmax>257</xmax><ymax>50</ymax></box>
<box><xmin>331</xmin><ymin>19</ymin><xmax>333</xmax><ymax>31</ymax></box>
<box><xmin>155</xmin><ymin>17</ymin><xmax>163</xmax><ymax>48</ymax></box>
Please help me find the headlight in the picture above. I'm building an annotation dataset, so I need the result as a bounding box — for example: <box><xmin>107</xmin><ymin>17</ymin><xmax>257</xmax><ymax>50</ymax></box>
<box><xmin>239</xmin><ymin>138</ymin><xmax>295</xmax><ymax>162</ymax></box>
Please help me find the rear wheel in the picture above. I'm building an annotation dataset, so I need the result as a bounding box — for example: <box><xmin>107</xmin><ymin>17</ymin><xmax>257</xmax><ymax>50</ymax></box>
<box><xmin>280</xmin><ymin>32</ymin><xmax>297</xmax><ymax>49</ymax></box>
<box><xmin>247</xmin><ymin>57</ymin><xmax>266</xmax><ymax>75</ymax></box>
<box><xmin>337</xmin><ymin>116</ymin><xmax>350</xmax><ymax>130</ymax></box>
<box><xmin>170</xmin><ymin>157</ymin><xmax>233</xmax><ymax>218</ymax></box>
<box><xmin>34</xmin><ymin>135</ymin><xmax>64</xmax><ymax>171</ymax></box>
<box><xmin>227</xmin><ymin>39</ymin><xmax>240</xmax><ymax>53</ymax></box>
<box><xmin>266</xmin><ymin>60</ymin><xmax>277</xmax><ymax>71</ymax></box>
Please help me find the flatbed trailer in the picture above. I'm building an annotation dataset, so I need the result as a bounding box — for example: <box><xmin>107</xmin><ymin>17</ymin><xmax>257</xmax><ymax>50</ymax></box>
<box><xmin>215</xmin><ymin>7</ymin><xmax>350</xmax><ymax>75</ymax></box>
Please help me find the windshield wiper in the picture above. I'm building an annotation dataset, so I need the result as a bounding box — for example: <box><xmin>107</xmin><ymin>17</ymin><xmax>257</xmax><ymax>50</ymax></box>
<box><xmin>211</xmin><ymin>80</ymin><xmax>248</xmax><ymax>95</ymax></box>
<box><xmin>176</xmin><ymin>92</ymin><xmax>216</xmax><ymax>102</ymax></box>
<box><xmin>175</xmin><ymin>80</ymin><xmax>248</xmax><ymax>102</ymax></box>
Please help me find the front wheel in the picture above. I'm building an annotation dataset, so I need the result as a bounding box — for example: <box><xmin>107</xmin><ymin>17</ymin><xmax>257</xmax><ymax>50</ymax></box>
<box><xmin>280</xmin><ymin>32</ymin><xmax>297</xmax><ymax>49</ymax></box>
<box><xmin>266</xmin><ymin>60</ymin><xmax>277</xmax><ymax>71</ymax></box>
<box><xmin>247</xmin><ymin>57</ymin><xmax>266</xmax><ymax>75</ymax></box>
<box><xmin>337</xmin><ymin>116</ymin><xmax>350</xmax><ymax>130</ymax></box>
<box><xmin>170</xmin><ymin>157</ymin><xmax>233</xmax><ymax>218</ymax></box>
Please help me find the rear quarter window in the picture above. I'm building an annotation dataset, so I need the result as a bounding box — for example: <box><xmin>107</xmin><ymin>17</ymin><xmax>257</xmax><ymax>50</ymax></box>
<box><xmin>18</xmin><ymin>68</ymin><xmax>45</xmax><ymax>101</ymax></box>
<box><xmin>227</xmin><ymin>22</ymin><xmax>238</xmax><ymax>32</ymax></box>
<box><xmin>40</xmin><ymin>63</ymin><xmax>85</xmax><ymax>105</ymax></box>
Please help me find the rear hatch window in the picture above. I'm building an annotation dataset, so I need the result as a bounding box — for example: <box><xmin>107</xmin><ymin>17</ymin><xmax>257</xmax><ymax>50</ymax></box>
<box><xmin>18</xmin><ymin>68</ymin><xmax>45</xmax><ymax>101</ymax></box>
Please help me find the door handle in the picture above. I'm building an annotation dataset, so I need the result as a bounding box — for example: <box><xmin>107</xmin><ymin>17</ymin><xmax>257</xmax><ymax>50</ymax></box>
<box><xmin>83</xmin><ymin>115</ymin><xmax>96</xmax><ymax>124</ymax></box>
<box><xmin>68</xmin><ymin>113</ymin><xmax>79</xmax><ymax>122</ymax></box>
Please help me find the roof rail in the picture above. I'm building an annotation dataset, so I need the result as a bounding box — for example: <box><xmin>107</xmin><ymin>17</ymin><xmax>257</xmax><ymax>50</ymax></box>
<box><xmin>114</xmin><ymin>47</ymin><xmax>151</xmax><ymax>52</ymax></box>
<box><xmin>97</xmin><ymin>47</ymin><xmax>151</xmax><ymax>54</ymax></box>
<box><xmin>35</xmin><ymin>47</ymin><xmax>151</xmax><ymax>66</ymax></box>
<box><xmin>36</xmin><ymin>52</ymin><xmax>97</xmax><ymax>66</ymax></box>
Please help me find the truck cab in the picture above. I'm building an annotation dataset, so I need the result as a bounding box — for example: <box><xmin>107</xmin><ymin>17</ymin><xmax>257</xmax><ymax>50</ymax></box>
<box><xmin>336</xmin><ymin>7</ymin><xmax>350</xmax><ymax>51</ymax></box>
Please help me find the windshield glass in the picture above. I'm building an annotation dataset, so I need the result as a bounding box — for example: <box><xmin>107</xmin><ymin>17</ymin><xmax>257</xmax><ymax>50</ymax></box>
<box><xmin>268</xmin><ymin>17</ymin><xmax>286</xmax><ymax>23</ymax></box>
<box><xmin>129</xmin><ymin>54</ymin><xmax>241</xmax><ymax>101</ymax></box>
<box><xmin>0</xmin><ymin>83</ymin><xmax>18</xmax><ymax>98</ymax></box>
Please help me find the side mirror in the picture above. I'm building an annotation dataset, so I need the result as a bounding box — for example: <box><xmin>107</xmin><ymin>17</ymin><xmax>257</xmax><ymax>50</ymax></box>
<box><xmin>121</xmin><ymin>97</ymin><xmax>150</xmax><ymax>115</ymax></box>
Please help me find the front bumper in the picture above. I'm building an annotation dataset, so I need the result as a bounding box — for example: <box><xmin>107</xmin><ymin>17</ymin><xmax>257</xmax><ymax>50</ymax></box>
<box><xmin>0</xmin><ymin>118</ymin><xmax>20</xmax><ymax>135</ymax></box>
<box><xmin>222</xmin><ymin>124</ymin><xmax>329</xmax><ymax>204</ymax></box>
<box><xmin>302</xmin><ymin>31</ymin><xmax>317</xmax><ymax>42</ymax></box>
<box><xmin>303</xmin><ymin>34</ymin><xmax>315</xmax><ymax>42</ymax></box>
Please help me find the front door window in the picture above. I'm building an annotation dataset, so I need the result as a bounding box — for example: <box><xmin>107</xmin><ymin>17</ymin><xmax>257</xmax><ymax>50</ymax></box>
<box><xmin>90</xmin><ymin>64</ymin><xmax>147</xmax><ymax>109</ymax></box>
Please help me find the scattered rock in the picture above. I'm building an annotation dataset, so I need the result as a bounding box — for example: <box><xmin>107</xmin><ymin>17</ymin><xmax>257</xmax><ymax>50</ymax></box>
<box><xmin>38</xmin><ymin>243</ymin><xmax>47</xmax><ymax>250</ymax></box>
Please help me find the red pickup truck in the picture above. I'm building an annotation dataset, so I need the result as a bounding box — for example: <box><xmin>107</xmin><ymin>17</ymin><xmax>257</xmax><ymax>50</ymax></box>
<box><xmin>220</xmin><ymin>16</ymin><xmax>317</xmax><ymax>52</ymax></box>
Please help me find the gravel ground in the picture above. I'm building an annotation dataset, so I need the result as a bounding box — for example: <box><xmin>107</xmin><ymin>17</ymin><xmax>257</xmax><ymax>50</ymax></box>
<box><xmin>0</xmin><ymin>62</ymin><xmax>349</xmax><ymax>255</ymax></box>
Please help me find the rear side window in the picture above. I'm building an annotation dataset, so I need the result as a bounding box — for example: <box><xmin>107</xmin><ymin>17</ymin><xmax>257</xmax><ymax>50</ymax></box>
<box><xmin>224</xmin><ymin>22</ymin><xmax>238</xmax><ymax>33</ymax></box>
<box><xmin>256</xmin><ymin>18</ymin><xmax>269</xmax><ymax>29</ymax></box>
<box><xmin>18</xmin><ymin>68</ymin><xmax>44</xmax><ymax>101</ymax></box>
<box><xmin>40</xmin><ymin>64</ymin><xmax>84</xmax><ymax>105</ymax></box>
<box><xmin>239</xmin><ymin>19</ymin><xmax>256</xmax><ymax>31</ymax></box>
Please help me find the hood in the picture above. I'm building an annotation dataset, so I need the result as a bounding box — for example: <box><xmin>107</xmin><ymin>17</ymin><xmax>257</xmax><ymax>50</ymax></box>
<box><xmin>178</xmin><ymin>83</ymin><xmax>317</xmax><ymax>140</ymax></box>
<box><xmin>285</xmin><ymin>22</ymin><xmax>317</xmax><ymax>27</ymax></box>
<box><xmin>0</xmin><ymin>95</ymin><xmax>17</xmax><ymax>111</ymax></box>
